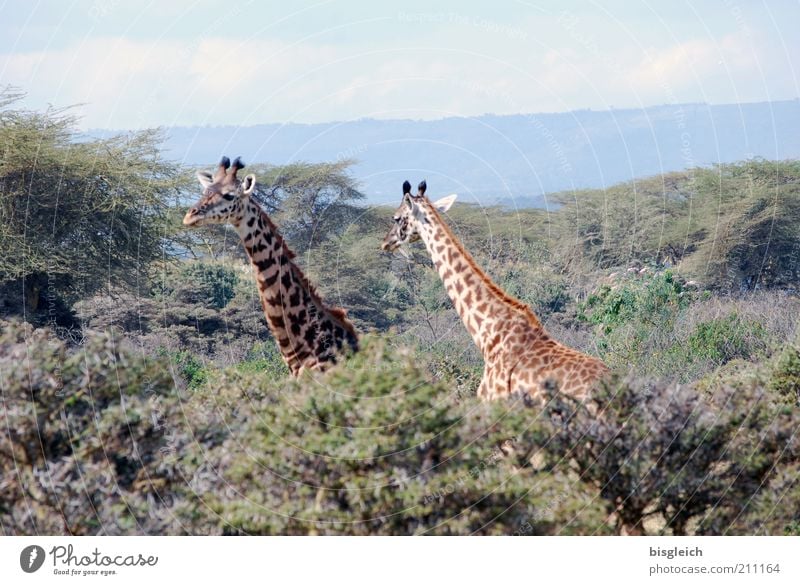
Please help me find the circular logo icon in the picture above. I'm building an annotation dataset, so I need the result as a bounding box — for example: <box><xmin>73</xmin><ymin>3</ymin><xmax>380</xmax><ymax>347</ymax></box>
<box><xmin>20</xmin><ymin>545</ymin><xmax>46</xmax><ymax>573</ymax></box>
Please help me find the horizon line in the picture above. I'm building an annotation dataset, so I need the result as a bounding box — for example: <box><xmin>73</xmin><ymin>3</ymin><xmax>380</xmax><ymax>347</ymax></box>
<box><xmin>85</xmin><ymin>96</ymin><xmax>800</xmax><ymax>133</ymax></box>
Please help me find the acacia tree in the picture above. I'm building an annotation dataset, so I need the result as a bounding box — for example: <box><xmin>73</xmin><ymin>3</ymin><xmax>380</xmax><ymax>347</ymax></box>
<box><xmin>256</xmin><ymin>160</ymin><xmax>365</xmax><ymax>252</ymax></box>
<box><xmin>0</xmin><ymin>89</ymin><xmax>188</xmax><ymax>323</ymax></box>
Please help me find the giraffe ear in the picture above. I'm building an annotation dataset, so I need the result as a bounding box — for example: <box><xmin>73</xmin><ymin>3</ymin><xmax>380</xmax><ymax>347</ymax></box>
<box><xmin>197</xmin><ymin>171</ymin><xmax>213</xmax><ymax>189</ymax></box>
<box><xmin>242</xmin><ymin>174</ymin><xmax>257</xmax><ymax>196</ymax></box>
<box><xmin>433</xmin><ymin>194</ymin><xmax>457</xmax><ymax>213</ymax></box>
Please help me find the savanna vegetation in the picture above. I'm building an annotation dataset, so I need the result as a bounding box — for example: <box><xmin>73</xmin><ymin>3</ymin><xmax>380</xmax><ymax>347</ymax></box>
<box><xmin>2</xmin><ymin>91</ymin><xmax>799</xmax><ymax>535</ymax></box>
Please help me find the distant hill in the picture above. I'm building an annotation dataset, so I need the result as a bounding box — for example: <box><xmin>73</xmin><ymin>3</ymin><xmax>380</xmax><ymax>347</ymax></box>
<box><xmin>91</xmin><ymin>100</ymin><xmax>800</xmax><ymax>206</ymax></box>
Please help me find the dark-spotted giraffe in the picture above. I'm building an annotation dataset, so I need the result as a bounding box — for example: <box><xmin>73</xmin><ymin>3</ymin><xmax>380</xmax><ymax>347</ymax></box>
<box><xmin>382</xmin><ymin>180</ymin><xmax>608</xmax><ymax>401</ymax></box>
<box><xmin>184</xmin><ymin>156</ymin><xmax>358</xmax><ymax>376</ymax></box>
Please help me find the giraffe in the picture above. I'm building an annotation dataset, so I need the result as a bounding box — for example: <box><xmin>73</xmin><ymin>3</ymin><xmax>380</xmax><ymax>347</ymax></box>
<box><xmin>183</xmin><ymin>156</ymin><xmax>358</xmax><ymax>376</ymax></box>
<box><xmin>382</xmin><ymin>180</ymin><xmax>608</xmax><ymax>401</ymax></box>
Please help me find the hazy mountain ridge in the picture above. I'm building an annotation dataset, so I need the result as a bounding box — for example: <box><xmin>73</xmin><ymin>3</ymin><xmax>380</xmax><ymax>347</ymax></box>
<box><xmin>94</xmin><ymin>100</ymin><xmax>800</xmax><ymax>205</ymax></box>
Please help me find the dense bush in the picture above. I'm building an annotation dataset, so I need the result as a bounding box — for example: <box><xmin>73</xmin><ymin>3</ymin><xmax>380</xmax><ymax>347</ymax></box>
<box><xmin>0</xmin><ymin>326</ymin><xmax>609</xmax><ymax>535</ymax></box>
<box><xmin>579</xmin><ymin>270</ymin><xmax>692</xmax><ymax>335</ymax></box>
<box><xmin>575</xmin><ymin>270</ymin><xmax>798</xmax><ymax>381</ymax></box>
<box><xmin>0</xmin><ymin>321</ymin><xmax>189</xmax><ymax>534</ymax></box>
<box><xmin>577</xmin><ymin>270</ymin><xmax>694</xmax><ymax>372</ymax></box>
<box><xmin>183</xmin><ymin>337</ymin><xmax>609</xmax><ymax>535</ymax></box>
<box><xmin>686</xmin><ymin>312</ymin><xmax>768</xmax><ymax>365</ymax></box>
<box><xmin>527</xmin><ymin>373</ymin><xmax>800</xmax><ymax>535</ymax></box>
<box><xmin>549</xmin><ymin>160</ymin><xmax>800</xmax><ymax>290</ymax></box>
<box><xmin>770</xmin><ymin>336</ymin><xmax>800</xmax><ymax>404</ymax></box>
<box><xmin>7</xmin><ymin>321</ymin><xmax>795</xmax><ymax>536</ymax></box>
<box><xmin>235</xmin><ymin>341</ymin><xmax>290</xmax><ymax>378</ymax></box>
<box><xmin>176</xmin><ymin>263</ymin><xmax>239</xmax><ymax>310</ymax></box>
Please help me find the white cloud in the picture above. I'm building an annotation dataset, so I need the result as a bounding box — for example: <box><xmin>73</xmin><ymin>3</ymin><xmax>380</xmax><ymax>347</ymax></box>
<box><xmin>627</xmin><ymin>33</ymin><xmax>759</xmax><ymax>96</ymax></box>
<box><xmin>0</xmin><ymin>28</ymin><xmax>789</xmax><ymax>130</ymax></box>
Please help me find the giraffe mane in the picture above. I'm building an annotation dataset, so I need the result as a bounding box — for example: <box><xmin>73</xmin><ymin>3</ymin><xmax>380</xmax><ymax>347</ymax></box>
<box><xmin>419</xmin><ymin>197</ymin><xmax>542</xmax><ymax>328</ymax></box>
<box><xmin>255</xmin><ymin>206</ymin><xmax>358</xmax><ymax>337</ymax></box>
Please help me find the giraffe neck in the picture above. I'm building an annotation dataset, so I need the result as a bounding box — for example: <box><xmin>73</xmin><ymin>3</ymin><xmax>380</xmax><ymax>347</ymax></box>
<box><xmin>414</xmin><ymin>199</ymin><xmax>543</xmax><ymax>357</ymax></box>
<box><xmin>235</xmin><ymin>199</ymin><xmax>358</xmax><ymax>374</ymax></box>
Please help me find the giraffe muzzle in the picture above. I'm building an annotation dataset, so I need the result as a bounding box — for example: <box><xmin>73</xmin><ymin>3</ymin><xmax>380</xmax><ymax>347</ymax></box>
<box><xmin>183</xmin><ymin>207</ymin><xmax>203</xmax><ymax>226</ymax></box>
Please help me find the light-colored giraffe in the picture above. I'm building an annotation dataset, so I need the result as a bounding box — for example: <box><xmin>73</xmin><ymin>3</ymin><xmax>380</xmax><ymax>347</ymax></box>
<box><xmin>183</xmin><ymin>156</ymin><xmax>358</xmax><ymax>376</ymax></box>
<box><xmin>382</xmin><ymin>180</ymin><xmax>608</xmax><ymax>401</ymax></box>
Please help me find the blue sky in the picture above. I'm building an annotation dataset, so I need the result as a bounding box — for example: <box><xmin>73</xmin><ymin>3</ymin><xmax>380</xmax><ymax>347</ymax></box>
<box><xmin>1</xmin><ymin>0</ymin><xmax>798</xmax><ymax>129</ymax></box>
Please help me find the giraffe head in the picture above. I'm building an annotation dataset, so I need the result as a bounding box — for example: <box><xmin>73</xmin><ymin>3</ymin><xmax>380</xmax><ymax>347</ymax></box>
<box><xmin>183</xmin><ymin>156</ymin><xmax>257</xmax><ymax>227</ymax></box>
<box><xmin>381</xmin><ymin>180</ymin><xmax>457</xmax><ymax>252</ymax></box>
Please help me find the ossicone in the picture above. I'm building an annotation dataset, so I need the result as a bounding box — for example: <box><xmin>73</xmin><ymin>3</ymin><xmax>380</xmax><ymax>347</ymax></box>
<box><xmin>214</xmin><ymin>156</ymin><xmax>232</xmax><ymax>182</ymax></box>
<box><xmin>228</xmin><ymin>156</ymin><xmax>245</xmax><ymax>181</ymax></box>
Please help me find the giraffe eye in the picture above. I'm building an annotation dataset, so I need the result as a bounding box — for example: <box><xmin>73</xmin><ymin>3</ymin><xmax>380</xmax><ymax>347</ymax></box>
<box><xmin>393</xmin><ymin>216</ymin><xmax>400</xmax><ymax>223</ymax></box>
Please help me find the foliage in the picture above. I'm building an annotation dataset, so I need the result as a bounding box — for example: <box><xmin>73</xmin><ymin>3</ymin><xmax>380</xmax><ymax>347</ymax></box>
<box><xmin>252</xmin><ymin>160</ymin><xmax>365</xmax><ymax>253</ymax></box>
<box><xmin>0</xmin><ymin>90</ymin><xmax>188</xmax><ymax>320</ymax></box>
<box><xmin>574</xmin><ymin>269</ymin><xmax>795</xmax><ymax>382</ymax></box>
<box><xmin>302</xmin><ymin>208</ymin><xmax>410</xmax><ymax>331</ymax></box>
<box><xmin>184</xmin><ymin>336</ymin><xmax>608</xmax><ymax>535</ymax></box>
<box><xmin>579</xmin><ymin>270</ymin><xmax>691</xmax><ymax>335</ymax></box>
<box><xmin>5</xmin><ymin>324</ymin><xmax>796</xmax><ymax>536</ymax></box>
<box><xmin>0</xmin><ymin>321</ymin><xmax>189</xmax><ymax>535</ymax></box>
<box><xmin>158</xmin><ymin>262</ymin><xmax>240</xmax><ymax>310</ymax></box>
<box><xmin>527</xmin><ymin>374</ymin><xmax>800</xmax><ymax>535</ymax></box>
<box><xmin>770</xmin><ymin>335</ymin><xmax>800</xmax><ymax>404</ymax></box>
<box><xmin>686</xmin><ymin>312</ymin><xmax>768</xmax><ymax>365</ymax></box>
<box><xmin>236</xmin><ymin>341</ymin><xmax>290</xmax><ymax>378</ymax></box>
<box><xmin>577</xmin><ymin>270</ymin><xmax>694</xmax><ymax>371</ymax></box>
<box><xmin>549</xmin><ymin>160</ymin><xmax>800</xmax><ymax>290</ymax></box>
<box><xmin>168</xmin><ymin>349</ymin><xmax>209</xmax><ymax>389</ymax></box>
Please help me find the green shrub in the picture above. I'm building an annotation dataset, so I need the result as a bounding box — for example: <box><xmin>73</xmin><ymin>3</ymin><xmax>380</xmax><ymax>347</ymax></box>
<box><xmin>180</xmin><ymin>262</ymin><xmax>240</xmax><ymax>309</ymax></box>
<box><xmin>549</xmin><ymin>160</ymin><xmax>800</xmax><ymax>290</ymax></box>
<box><xmin>418</xmin><ymin>339</ymin><xmax>483</xmax><ymax>400</ymax></box>
<box><xmin>686</xmin><ymin>312</ymin><xmax>768</xmax><ymax>365</ymax></box>
<box><xmin>0</xmin><ymin>321</ymin><xmax>189</xmax><ymax>535</ymax></box>
<box><xmin>501</xmin><ymin>267</ymin><xmax>570</xmax><ymax>316</ymax></box>
<box><xmin>3</xmin><ymin>322</ymin><xmax>798</xmax><ymax>536</ymax></box>
<box><xmin>151</xmin><ymin>261</ymin><xmax>240</xmax><ymax>310</ymax></box>
<box><xmin>579</xmin><ymin>270</ymin><xmax>690</xmax><ymax>335</ymax></box>
<box><xmin>184</xmin><ymin>336</ymin><xmax>607</xmax><ymax>535</ymax></box>
<box><xmin>770</xmin><ymin>338</ymin><xmax>800</xmax><ymax>403</ymax></box>
<box><xmin>156</xmin><ymin>349</ymin><xmax>209</xmax><ymax>389</ymax></box>
<box><xmin>236</xmin><ymin>341</ymin><xmax>290</xmax><ymax>378</ymax></box>
<box><xmin>576</xmin><ymin>270</ymin><xmax>696</xmax><ymax>370</ymax></box>
<box><xmin>527</xmin><ymin>373</ymin><xmax>799</xmax><ymax>535</ymax></box>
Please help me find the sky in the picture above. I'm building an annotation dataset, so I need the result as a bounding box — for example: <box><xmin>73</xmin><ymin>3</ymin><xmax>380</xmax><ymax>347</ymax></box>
<box><xmin>0</xmin><ymin>0</ymin><xmax>798</xmax><ymax>129</ymax></box>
